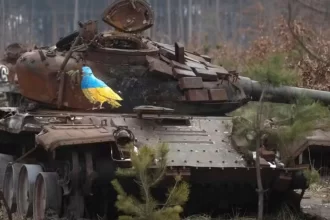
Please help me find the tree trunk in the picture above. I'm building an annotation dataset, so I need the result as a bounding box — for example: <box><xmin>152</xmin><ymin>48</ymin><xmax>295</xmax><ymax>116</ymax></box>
<box><xmin>152</xmin><ymin>0</ymin><xmax>157</xmax><ymax>40</ymax></box>
<box><xmin>73</xmin><ymin>0</ymin><xmax>79</xmax><ymax>29</ymax></box>
<box><xmin>178</xmin><ymin>0</ymin><xmax>184</xmax><ymax>43</ymax></box>
<box><xmin>1</xmin><ymin>0</ymin><xmax>5</xmax><ymax>53</ymax></box>
<box><xmin>198</xmin><ymin>5</ymin><xmax>202</xmax><ymax>45</ymax></box>
<box><xmin>145</xmin><ymin>0</ymin><xmax>151</xmax><ymax>37</ymax></box>
<box><xmin>46</xmin><ymin>0</ymin><xmax>59</xmax><ymax>45</ymax></box>
<box><xmin>83</xmin><ymin>0</ymin><xmax>90</xmax><ymax>22</ymax></box>
<box><xmin>216</xmin><ymin>0</ymin><xmax>220</xmax><ymax>35</ymax></box>
<box><xmin>167</xmin><ymin>0</ymin><xmax>172</xmax><ymax>43</ymax></box>
<box><xmin>52</xmin><ymin>11</ymin><xmax>58</xmax><ymax>43</ymax></box>
<box><xmin>30</xmin><ymin>0</ymin><xmax>35</xmax><ymax>44</ymax></box>
<box><xmin>64</xmin><ymin>5</ymin><xmax>70</xmax><ymax>34</ymax></box>
<box><xmin>256</xmin><ymin>89</ymin><xmax>265</xmax><ymax>220</ymax></box>
<box><xmin>188</xmin><ymin>0</ymin><xmax>193</xmax><ymax>44</ymax></box>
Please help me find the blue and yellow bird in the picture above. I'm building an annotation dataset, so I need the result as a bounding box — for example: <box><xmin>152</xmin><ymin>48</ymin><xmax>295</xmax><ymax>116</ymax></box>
<box><xmin>81</xmin><ymin>66</ymin><xmax>123</xmax><ymax>109</ymax></box>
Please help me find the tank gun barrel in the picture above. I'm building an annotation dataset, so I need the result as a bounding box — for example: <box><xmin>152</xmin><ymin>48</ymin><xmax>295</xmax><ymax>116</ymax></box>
<box><xmin>239</xmin><ymin>76</ymin><xmax>330</xmax><ymax>105</ymax></box>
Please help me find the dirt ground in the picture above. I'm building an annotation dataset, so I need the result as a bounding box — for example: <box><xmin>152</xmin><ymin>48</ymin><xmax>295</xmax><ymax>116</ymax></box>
<box><xmin>301</xmin><ymin>181</ymin><xmax>330</xmax><ymax>220</ymax></box>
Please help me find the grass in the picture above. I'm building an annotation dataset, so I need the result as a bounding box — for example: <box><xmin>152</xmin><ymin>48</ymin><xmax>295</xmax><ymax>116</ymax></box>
<box><xmin>183</xmin><ymin>205</ymin><xmax>323</xmax><ymax>220</ymax></box>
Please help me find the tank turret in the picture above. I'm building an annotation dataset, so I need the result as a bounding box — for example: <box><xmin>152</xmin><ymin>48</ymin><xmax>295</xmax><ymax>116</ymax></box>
<box><xmin>9</xmin><ymin>0</ymin><xmax>330</xmax><ymax>114</ymax></box>
<box><xmin>3</xmin><ymin>0</ymin><xmax>330</xmax><ymax>113</ymax></box>
<box><xmin>12</xmin><ymin>44</ymin><xmax>330</xmax><ymax>115</ymax></box>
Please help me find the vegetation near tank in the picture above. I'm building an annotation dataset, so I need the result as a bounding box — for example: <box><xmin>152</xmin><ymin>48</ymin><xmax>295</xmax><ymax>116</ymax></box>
<box><xmin>227</xmin><ymin>52</ymin><xmax>330</xmax><ymax>220</ymax></box>
<box><xmin>231</xmin><ymin>52</ymin><xmax>330</xmax><ymax>162</ymax></box>
<box><xmin>200</xmin><ymin>14</ymin><xmax>330</xmax><ymax>92</ymax></box>
<box><xmin>232</xmin><ymin>100</ymin><xmax>330</xmax><ymax>162</ymax></box>
<box><xmin>244</xmin><ymin>54</ymin><xmax>299</xmax><ymax>87</ymax></box>
<box><xmin>111</xmin><ymin>143</ymin><xmax>190</xmax><ymax>220</ymax></box>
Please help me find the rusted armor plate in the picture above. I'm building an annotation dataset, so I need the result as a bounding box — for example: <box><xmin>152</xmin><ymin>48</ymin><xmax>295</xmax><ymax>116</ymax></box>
<box><xmin>170</xmin><ymin>60</ymin><xmax>192</xmax><ymax>71</ymax></box>
<box><xmin>201</xmin><ymin>55</ymin><xmax>212</xmax><ymax>62</ymax></box>
<box><xmin>34</xmin><ymin>114</ymin><xmax>245</xmax><ymax>168</ymax></box>
<box><xmin>207</xmin><ymin>67</ymin><xmax>229</xmax><ymax>78</ymax></box>
<box><xmin>159</xmin><ymin>46</ymin><xmax>176</xmax><ymax>60</ymax></box>
<box><xmin>185</xmin><ymin>60</ymin><xmax>207</xmax><ymax>69</ymax></box>
<box><xmin>0</xmin><ymin>113</ymin><xmax>41</xmax><ymax>133</ymax></box>
<box><xmin>179</xmin><ymin>77</ymin><xmax>203</xmax><ymax>90</ymax></box>
<box><xmin>208</xmin><ymin>89</ymin><xmax>228</xmax><ymax>101</ymax></box>
<box><xmin>113</xmin><ymin>116</ymin><xmax>245</xmax><ymax>168</ymax></box>
<box><xmin>102</xmin><ymin>0</ymin><xmax>154</xmax><ymax>33</ymax></box>
<box><xmin>159</xmin><ymin>54</ymin><xmax>171</xmax><ymax>64</ymax></box>
<box><xmin>36</xmin><ymin>125</ymin><xmax>116</xmax><ymax>151</ymax></box>
<box><xmin>146</xmin><ymin>55</ymin><xmax>173</xmax><ymax>78</ymax></box>
<box><xmin>193</xmin><ymin>68</ymin><xmax>218</xmax><ymax>81</ymax></box>
<box><xmin>173</xmin><ymin>68</ymin><xmax>196</xmax><ymax>78</ymax></box>
<box><xmin>184</xmin><ymin>89</ymin><xmax>209</xmax><ymax>101</ymax></box>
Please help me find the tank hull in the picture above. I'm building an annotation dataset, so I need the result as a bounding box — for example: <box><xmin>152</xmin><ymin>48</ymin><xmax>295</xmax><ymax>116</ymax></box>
<box><xmin>0</xmin><ymin>108</ymin><xmax>309</xmax><ymax>219</ymax></box>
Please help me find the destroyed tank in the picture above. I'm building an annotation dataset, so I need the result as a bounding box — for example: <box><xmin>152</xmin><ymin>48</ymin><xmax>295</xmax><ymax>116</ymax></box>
<box><xmin>0</xmin><ymin>1</ymin><xmax>330</xmax><ymax>220</ymax></box>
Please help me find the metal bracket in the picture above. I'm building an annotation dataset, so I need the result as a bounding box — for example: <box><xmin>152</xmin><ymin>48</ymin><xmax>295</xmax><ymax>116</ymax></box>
<box><xmin>133</xmin><ymin>105</ymin><xmax>174</xmax><ymax>118</ymax></box>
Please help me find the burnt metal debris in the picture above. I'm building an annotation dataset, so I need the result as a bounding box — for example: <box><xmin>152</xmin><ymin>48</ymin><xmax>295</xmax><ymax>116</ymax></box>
<box><xmin>0</xmin><ymin>0</ymin><xmax>328</xmax><ymax>219</ymax></box>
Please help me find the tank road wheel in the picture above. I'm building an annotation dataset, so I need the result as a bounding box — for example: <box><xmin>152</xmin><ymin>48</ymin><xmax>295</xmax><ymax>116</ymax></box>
<box><xmin>3</xmin><ymin>163</ymin><xmax>23</xmax><ymax>213</ymax></box>
<box><xmin>17</xmin><ymin>164</ymin><xmax>43</xmax><ymax>218</ymax></box>
<box><xmin>0</xmin><ymin>154</ymin><xmax>14</xmax><ymax>190</ymax></box>
<box><xmin>33</xmin><ymin>172</ymin><xmax>62</xmax><ymax>220</ymax></box>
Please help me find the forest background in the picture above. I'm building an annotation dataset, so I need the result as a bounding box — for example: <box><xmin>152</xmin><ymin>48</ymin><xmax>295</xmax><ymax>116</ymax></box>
<box><xmin>0</xmin><ymin>0</ymin><xmax>329</xmax><ymax>91</ymax></box>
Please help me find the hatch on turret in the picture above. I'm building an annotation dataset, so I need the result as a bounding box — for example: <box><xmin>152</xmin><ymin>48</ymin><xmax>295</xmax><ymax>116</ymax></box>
<box><xmin>102</xmin><ymin>0</ymin><xmax>154</xmax><ymax>33</ymax></box>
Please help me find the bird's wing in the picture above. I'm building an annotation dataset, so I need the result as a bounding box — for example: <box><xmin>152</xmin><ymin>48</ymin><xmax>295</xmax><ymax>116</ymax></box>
<box><xmin>107</xmin><ymin>99</ymin><xmax>122</xmax><ymax>108</ymax></box>
<box><xmin>82</xmin><ymin>88</ymin><xmax>98</xmax><ymax>104</ymax></box>
<box><xmin>82</xmin><ymin>73</ymin><xmax>122</xmax><ymax>101</ymax></box>
<box><xmin>95</xmin><ymin>86</ymin><xmax>123</xmax><ymax>101</ymax></box>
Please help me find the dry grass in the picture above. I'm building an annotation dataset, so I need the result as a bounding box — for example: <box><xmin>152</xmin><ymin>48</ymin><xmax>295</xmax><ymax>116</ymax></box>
<box><xmin>0</xmin><ymin>204</ymin><xmax>30</xmax><ymax>220</ymax></box>
<box><xmin>189</xmin><ymin>16</ymin><xmax>330</xmax><ymax>92</ymax></box>
<box><xmin>182</xmin><ymin>202</ymin><xmax>330</xmax><ymax>220</ymax></box>
<box><xmin>306</xmin><ymin>180</ymin><xmax>330</xmax><ymax>204</ymax></box>
<box><xmin>0</xmin><ymin>200</ymin><xmax>325</xmax><ymax>220</ymax></box>
<box><xmin>184</xmin><ymin>213</ymin><xmax>312</xmax><ymax>220</ymax></box>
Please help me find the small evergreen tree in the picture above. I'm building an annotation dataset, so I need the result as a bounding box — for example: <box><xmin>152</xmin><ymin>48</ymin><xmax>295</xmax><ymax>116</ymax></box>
<box><xmin>239</xmin><ymin>54</ymin><xmax>300</xmax><ymax>220</ymax></box>
<box><xmin>232</xmin><ymin>53</ymin><xmax>330</xmax><ymax>220</ymax></box>
<box><xmin>111</xmin><ymin>143</ymin><xmax>190</xmax><ymax>220</ymax></box>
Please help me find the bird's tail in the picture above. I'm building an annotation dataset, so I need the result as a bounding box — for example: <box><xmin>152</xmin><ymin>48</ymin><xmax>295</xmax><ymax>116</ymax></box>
<box><xmin>107</xmin><ymin>99</ymin><xmax>122</xmax><ymax>108</ymax></box>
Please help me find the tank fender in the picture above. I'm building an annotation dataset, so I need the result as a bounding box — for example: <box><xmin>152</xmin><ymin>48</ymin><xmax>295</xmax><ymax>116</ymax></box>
<box><xmin>35</xmin><ymin>124</ymin><xmax>116</xmax><ymax>151</ymax></box>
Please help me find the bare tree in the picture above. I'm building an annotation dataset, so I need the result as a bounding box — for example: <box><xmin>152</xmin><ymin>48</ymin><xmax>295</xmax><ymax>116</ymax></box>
<box><xmin>1</xmin><ymin>0</ymin><xmax>5</xmax><ymax>52</ymax></box>
<box><xmin>178</xmin><ymin>0</ymin><xmax>184</xmax><ymax>43</ymax></box>
<box><xmin>145</xmin><ymin>0</ymin><xmax>151</xmax><ymax>37</ymax></box>
<box><xmin>287</xmin><ymin>0</ymin><xmax>328</xmax><ymax>63</ymax></box>
<box><xmin>166</xmin><ymin>0</ymin><xmax>172</xmax><ymax>43</ymax></box>
<box><xmin>73</xmin><ymin>0</ymin><xmax>79</xmax><ymax>30</ymax></box>
<box><xmin>188</xmin><ymin>0</ymin><xmax>193</xmax><ymax>44</ymax></box>
<box><xmin>216</xmin><ymin>0</ymin><xmax>220</xmax><ymax>34</ymax></box>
